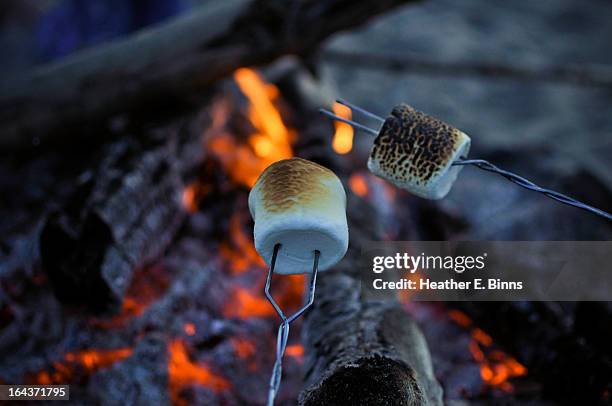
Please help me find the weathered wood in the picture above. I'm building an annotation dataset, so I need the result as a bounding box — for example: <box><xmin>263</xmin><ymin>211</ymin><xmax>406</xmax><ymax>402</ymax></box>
<box><xmin>0</xmin><ymin>0</ymin><xmax>417</xmax><ymax>150</ymax></box>
<box><xmin>299</xmin><ymin>271</ymin><xmax>443</xmax><ymax>405</ymax></box>
<box><xmin>39</xmin><ymin>113</ymin><xmax>208</xmax><ymax>312</ymax></box>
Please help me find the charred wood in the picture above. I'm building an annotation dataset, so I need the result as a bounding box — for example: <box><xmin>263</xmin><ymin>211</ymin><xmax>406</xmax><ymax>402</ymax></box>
<box><xmin>0</xmin><ymin>0</ymin><xmax>418</xmax><ymax>150</ymax></box>
<box><xmin>39</xmin><ymin>116</ymin><xmax>207</xmax><ymax>312</ymax></box>
<box><xmin>297</xmin><ymin>194</ymin><xmax>443</xmax><ymax>406</ymax></box>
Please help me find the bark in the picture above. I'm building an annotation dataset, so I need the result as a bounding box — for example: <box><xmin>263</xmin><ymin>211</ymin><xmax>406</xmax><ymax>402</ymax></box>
<box><xmin>39</xmin><ymin>113</ymin><xmax>208</xmax><ymax>312</ymax></box>
<box><xmin>0</xmin><ymin>0</ymin><xmax>417</xmax><ymax>150</ymax></box>
<box><xmin>299</xmin><ymin>272</ymin><xmax>443</xmax><ymax>405</ymax></box>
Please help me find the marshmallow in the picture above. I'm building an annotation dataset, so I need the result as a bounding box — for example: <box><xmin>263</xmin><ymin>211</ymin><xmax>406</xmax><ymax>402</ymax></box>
<box><xmin>248</xmin><ymin>158</ymin><xmax>348</xmax><ymax>274</ymax></box>
<box><xmin>368</xmin><ymin>104</ymin><xmax>471</xmax><ymax>200</ymax></box>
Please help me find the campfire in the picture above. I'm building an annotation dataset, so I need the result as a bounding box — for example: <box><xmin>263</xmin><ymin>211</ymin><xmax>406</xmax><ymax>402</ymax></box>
<box><xmin>1</xmin><ymin>2</ymin><xmax>611</xmax><ymax>405</ymax></box>
<box><xmin>0</xmin><ymin>65</ymin><xmax>535</xmax><ymax>405</ymax></box>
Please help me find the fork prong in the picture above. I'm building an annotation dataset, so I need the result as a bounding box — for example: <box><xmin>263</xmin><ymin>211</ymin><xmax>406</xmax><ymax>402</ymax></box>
<box><xmin>319</xmin><ymin>108</ymin><xmax>379</xmax><ymax>136</ymax></box>
<box><xmin>265</xmin><ymin>247</ymin><xmax>321</xmax><ymax>406</ymax></box>
<box><xmin>336</xmin><ymin>98</ymin><xmax>385</xmax><ymax>123</ymax></box>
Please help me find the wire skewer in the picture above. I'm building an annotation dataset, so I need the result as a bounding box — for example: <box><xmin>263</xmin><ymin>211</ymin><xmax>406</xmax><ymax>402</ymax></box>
<box><xmin>319</xmin><ymin>108</ymin><xmax>379</xmax><ymax>136</ymax></box>
<box><xmin>265</xmin><ymin>244</ymin><xmax>320</xmax><ymax>406</ymax></box>
<box><xmin>320</xmin><ymin>99</ymin><xmax>612</xmax><ymax>221</ymax></box>
<box><xmin>452</xmin><ymin>159</ymin><xmax>612</xmax><ymax>220</ymax></box>
<box><xmin>336</xmin><ymin>98</ymin><xmax>385</xmax><ymax>123</ymax></box>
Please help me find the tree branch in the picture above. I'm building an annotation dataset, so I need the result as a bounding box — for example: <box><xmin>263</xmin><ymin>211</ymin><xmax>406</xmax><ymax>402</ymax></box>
<box><xmin>0</xmin><ymin>0</ymin><xmax>417</xmax><ymax>150</ymax></box>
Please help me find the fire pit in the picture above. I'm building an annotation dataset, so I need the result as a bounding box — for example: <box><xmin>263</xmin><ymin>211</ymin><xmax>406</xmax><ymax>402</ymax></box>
<box><xmin>1</xmin><ymin>1</ymin><xmax>611</xmax><ymax>405</ymax></box>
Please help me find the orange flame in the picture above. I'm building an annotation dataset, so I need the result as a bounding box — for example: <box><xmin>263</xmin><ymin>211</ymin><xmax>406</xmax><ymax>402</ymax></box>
<box><xmin>223</xmin><ymin>273</ymin><xmax>306</xmax><ymax>321</ymax></box>
<box><xmin>30</xmin><ymin>348</ymin><xmax>133</xmax><ymax>384</ymax></box>
<box><xmin>212</xmin><ymin>68</ymin><xmax>293</xmax><ymax>187</ymax></box>
<box><xmin>331</xmin><ymin>103</ymin><xmax>354</xmax><ymax>154</ymax></box>
<box><xmin>202</xmin><ymin>97</ymin><xmax>263</xmax><ymax>186</ymax></box>
<box><xmin>168</xmin><ymin>339</ymin><xmax>230</xmax><ymax>406</ymax></box>
<box><xmin>220</xmin><ymin>212</ymin><xmax>265</xmax><ymax>274</ymax></box>
<box><xmin>223</xmin><ymin>286</ymin><xmax>275</xmax><ymax>319</ymax></box>
<box><xmin>450</xmin><ymin>310</ymin><xmax>527</xmax><ymax>392</ymax></box>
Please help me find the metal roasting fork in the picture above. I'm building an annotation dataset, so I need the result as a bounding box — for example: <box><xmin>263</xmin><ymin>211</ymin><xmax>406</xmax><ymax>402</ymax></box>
<box><xmin>264</xmin><ymin>244</ymin><xmax>319</xmax><ymax>406</ymax></box>
<box><xmin>320</xmin><ymin>99</ymin><xmax>612</xmax><ymax>221</ymax></box>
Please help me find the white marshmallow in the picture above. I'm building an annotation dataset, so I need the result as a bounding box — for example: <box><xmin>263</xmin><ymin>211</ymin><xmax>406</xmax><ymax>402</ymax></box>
<box><xmin>248</xmin><ymin>158</ymin><xmax>348</xmax><ymax>274</ymax></box>
<box><xmin>368</xmin><ymin>104</ymin><xmax>471</xmax><ymax>200</ymax></box>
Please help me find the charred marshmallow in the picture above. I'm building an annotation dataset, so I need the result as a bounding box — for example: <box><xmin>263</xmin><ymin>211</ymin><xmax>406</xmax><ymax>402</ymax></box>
<box><xmin>248</xmin><ymin>158</ymin><xmax>348</xmax><ymax>274</ymax></box>
<box><xmin>368</xmin><ymin>104</ymin><xmax>471</xmax><ymax>199</ymax></box>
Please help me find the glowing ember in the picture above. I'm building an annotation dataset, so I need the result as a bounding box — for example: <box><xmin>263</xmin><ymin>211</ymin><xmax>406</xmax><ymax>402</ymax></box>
<box><xmin>450</xmin><ymin>310</ymin><xmax>527</xmax><ymax>392</ymax></box>
<box><xmin>209</xmin><ymin>67</ymin><xmax>293</xmax><ymax>188</ymax></box>
<box><xmin>285</xmin><ymin>344</ymin><xmax>304</xmax><ymax>359</ymax></box>
<box><xmin>349</xmin><ymin>173</ymin><xmax>369</xmax><ymax>197</ymax></box>
<box><xmin>30</xmin><ymin>348</ymin><xmax>133</xmax><ymax>384</ymax></box>
<box><xmin>182</xmin><ymin>184</ymin><xmax>199</xmax><ymax>213</ymax></box>
<box><xmin>65</xmin><ymin>349</ymin><xmax>132</xmax><ymax>370</ymax></box>
<box><xmin>448</xmin><ymin>309</ymin><xmax>472</xmax><ymax>327</ymax></box>
<box><xmin>397</xmin><ymin>270</ymin><xmax>422</xmax><ymax>302</ymax></box>
<box><xmin>90</xmin><ymin>265</ymin><xmax>170</xmax><ymax>329</ymax></box>
<box><xmin>231</xmin><ymin>337</ymin><xmax>258</xmax><ymax>371</ymax></box>
<box><xmin>231</xmin><ymin>337</ymin><xmax>256</xmax><ymax>359</ymax></box>
<box><xmin>181</xmin><ymin>183</ymin><xmax>210</xmax><ymax>213</ymax></box>
<box><xmin>331</xmin><ymin>103</ymin><xmax>354</xmax><ymax>154</ymax></box>
<box><xmin>472</xmin><ymin>328</ymin><xmax>493</xmax><ymax>346</ymax></box>
<box><xmin>184</xmin><ymin>323</ymin><xmax>196</xmax><ymax>336</ymax></box>
<box><xmin>168</xmin><ymin>339</ymin><xmax>230</xmax><ymax>405</ymax></box>
<box><xmin>90</xmin><ymin>298</ymin><xmax>146</xmax><ymax>329</ymax></box>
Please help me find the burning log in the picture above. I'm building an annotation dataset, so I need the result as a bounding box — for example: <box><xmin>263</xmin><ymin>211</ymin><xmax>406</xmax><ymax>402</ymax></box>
<box><xmin>39</xmin><ymin>118</ymin><xmax>206</xmax><ymax>312</ymax></box>
<box><xmin>0</xmin><ymin>0</ymin><xmax>418</xmax><ymax>150</ymax></box>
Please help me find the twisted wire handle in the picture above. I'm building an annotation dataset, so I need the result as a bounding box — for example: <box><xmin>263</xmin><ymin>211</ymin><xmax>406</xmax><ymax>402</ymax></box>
<box><xmin>320</xmin><ymin>100</ymin><xmax>611</xmax><ymax>222</ymax></box>
<box><xmin>264</xmin><ymin>244</ymin><xmax>320</xmax><ymax>406</ymax></box>
<box><xmin>453</xmin><ymin>159</ymin><xmax>612</xmax><ymax>221</ymax></box>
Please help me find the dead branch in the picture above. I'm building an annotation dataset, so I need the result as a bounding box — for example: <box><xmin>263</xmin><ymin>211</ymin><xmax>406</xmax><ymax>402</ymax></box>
<box><xmin>0</xmin><ymin>0</ymin><xmax>417</xmax><ymax>150</ymax></box>
<box><xmin>322</xmin><ymin>49</ymin><xmax>612</xmax><ymax>89</ymax></box>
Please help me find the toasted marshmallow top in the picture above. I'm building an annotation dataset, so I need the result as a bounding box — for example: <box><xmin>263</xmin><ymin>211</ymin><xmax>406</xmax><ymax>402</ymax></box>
<box><xmin>368</xmin><ymin>104</ymin><xmax>470</xmax><ymax>199</ymax></box>
<box><xmin>249</xmin><ymin>157</ymin><xmax>346</xmax><ymax>219</ymax></box>
<box><xmin>249</xmin><ymin>158</ymin><xmax>348</xmax><ymax>274</ymax></box>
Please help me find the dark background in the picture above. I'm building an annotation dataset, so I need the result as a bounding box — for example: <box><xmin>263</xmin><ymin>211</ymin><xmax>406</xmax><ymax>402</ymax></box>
<box><xmin>3</xmin><ymin>0</ymin><xmax>610</xmax><ymax>237</ymax></box>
